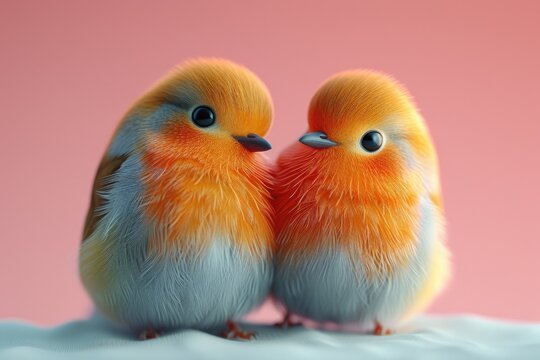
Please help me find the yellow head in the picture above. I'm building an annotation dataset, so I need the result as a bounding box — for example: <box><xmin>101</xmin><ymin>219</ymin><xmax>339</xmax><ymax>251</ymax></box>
<box><xmin>103</xmin><ymin>59</ymin><xmax>275</xmax><ymax>255</ymax></box>
<box><xmin>109</xmin><ymin>58</ymin><xmax>273</xmax><ymax>165</ymax></box>
<box><xmin>298</xmin><ymin>70</ymin><xmax>439</xmax><ymax>196</ymax></box>
<box><xmin>274</xmin><ymin>71</ymin><xmax>443</xmax><ymax>272</ymax></box>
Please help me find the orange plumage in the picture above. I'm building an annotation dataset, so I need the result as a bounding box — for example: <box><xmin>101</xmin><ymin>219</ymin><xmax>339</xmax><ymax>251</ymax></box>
<box><xmin>79</xmin><ymin>59</ymin><xmax>275</xmax><ymax>338</ymax></box>
<box><xmin>141</xmin><ymin>121</ymin><xmax>274</xmax><ymax>256</ymax></box>
<box><xmin>273</xmin><ymin>70</ymin><xmax>450</xmax><ymax>333</ymax></box>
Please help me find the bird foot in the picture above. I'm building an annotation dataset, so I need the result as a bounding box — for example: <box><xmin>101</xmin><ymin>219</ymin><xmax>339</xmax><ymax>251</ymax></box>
<box><xmin>273</xmin><ymin>313</ymin><xmax>302</xmax><ymax>328</ymax></box>
<box><xmin>374</xmin><ymin>322</ymin><xmax>393</xmax><ymax>336</ymax></box>
<box><xmin>220</xmin><ymin>321</ymin><xmax>255</xmax><ymax>340</ymax></box>
<box><xmin>138</xmin><ymin>328</ymin><xmax>161</xmax><ymax>340</ymax></box>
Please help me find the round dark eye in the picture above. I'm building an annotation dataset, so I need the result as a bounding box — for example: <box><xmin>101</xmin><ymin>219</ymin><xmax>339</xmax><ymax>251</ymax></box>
<box><xmin>191</xmin><ymin>106</ymin><xmax>216</xmax><ymax>128</ymax></box>
<box><xmin>360</xmin><ymin>131</ymin><xmax>383</xmax><ymax>152</ymax></box>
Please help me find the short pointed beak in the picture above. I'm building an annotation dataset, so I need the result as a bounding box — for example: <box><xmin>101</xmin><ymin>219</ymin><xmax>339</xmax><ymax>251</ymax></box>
<box><xmin>299</xmin><ymin>131</ymin><xmax>338</xmax><ymax>149</ymax></box>
<box><xmin>233</xmin><ymin>133</ymin><xmax>272</xmax><ymax>152</ymax></box>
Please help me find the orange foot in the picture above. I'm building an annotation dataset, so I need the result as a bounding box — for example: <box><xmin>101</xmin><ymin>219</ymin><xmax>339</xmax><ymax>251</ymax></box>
<box><xmin>220</xmin><ymin>321</ymin><xmax>255</xmax><ymax>340</ymax></box>
<box><xmin>374</xmin><ymin>322</ymin><xmax>393</xmax><ymax>336</ymax></box>
<box><xmin>274</xmin><ymin>312</ymin><xmax>302</xmax><ymax>328</ymax></box>
<box><xmin>138</xmin><ymin>328</ymin><xmax>161</xmax><ymax>340</ymax></box>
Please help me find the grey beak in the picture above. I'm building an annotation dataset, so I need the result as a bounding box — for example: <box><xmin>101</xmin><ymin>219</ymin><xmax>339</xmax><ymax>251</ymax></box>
<box><xmin>299</xmin><ymin>131</ymin><xmax>338</xmax><ymax>149</ymax></box>
<box><xmin>233</xmin><ymin>133</ymin><xmax>272</xmax><ymax>152</ymax></box>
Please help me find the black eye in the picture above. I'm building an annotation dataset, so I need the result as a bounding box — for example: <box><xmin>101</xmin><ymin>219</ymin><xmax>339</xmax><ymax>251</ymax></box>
<box><xmin>191</xmin><ymin>106</ymin><xmax>216</xmax><ymax>128</ymax></box>
<box><xmin>360</xmin><ymin>131</ymin><xmax>383</xmax><ymax>152</ymax></box>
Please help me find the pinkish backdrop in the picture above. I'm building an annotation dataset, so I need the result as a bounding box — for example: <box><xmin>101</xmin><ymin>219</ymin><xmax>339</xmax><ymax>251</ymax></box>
<box><xmin>1</xmin><ymin>0</ymin><xmax>539</xmax><ymax>326</ymax></box>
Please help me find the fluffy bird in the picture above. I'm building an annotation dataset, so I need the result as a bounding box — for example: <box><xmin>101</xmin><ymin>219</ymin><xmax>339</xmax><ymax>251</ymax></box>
<box><xmin>273</xmin><ymin>71</ymin><xmax>450</xmax><ymax>334</ymax></box>
<box><xmin>79</xmin><ymin>59</ymin><xmax>275</xmax><ymax>339</ymax></box>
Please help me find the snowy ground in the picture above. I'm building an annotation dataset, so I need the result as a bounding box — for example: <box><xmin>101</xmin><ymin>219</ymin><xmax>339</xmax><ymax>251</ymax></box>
<box><xmin>1</xmin><ymin>315</ymin><xmax>539</xmax><ymax>359</ymax></box>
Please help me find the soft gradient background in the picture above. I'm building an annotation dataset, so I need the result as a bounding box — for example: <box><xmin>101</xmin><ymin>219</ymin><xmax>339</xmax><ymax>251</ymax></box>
<box><xmin>1</xmin><ymin>0</ymin><xmax>539</xmax><ymax>326</ymax></box>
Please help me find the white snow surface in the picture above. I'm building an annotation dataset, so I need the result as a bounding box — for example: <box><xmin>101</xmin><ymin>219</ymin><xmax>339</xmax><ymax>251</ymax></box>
<box><xmin>0</xmin><ymin>315</ymin><xmax>539</xmax><ymax>359</ymax></box>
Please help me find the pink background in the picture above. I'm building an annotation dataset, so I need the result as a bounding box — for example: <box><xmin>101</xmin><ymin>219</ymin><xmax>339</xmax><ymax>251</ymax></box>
<box><xmin>1</xmin><ymin>1</ymin><xmax>539</xmax><ymax>326</ymax></box>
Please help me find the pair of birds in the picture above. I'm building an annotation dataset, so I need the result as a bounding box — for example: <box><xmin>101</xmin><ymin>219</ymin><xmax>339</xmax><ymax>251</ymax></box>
<box><xmin>79</xmin><ymin>58</ymin><xmax>450</xmax><ymax>340</ymax></box>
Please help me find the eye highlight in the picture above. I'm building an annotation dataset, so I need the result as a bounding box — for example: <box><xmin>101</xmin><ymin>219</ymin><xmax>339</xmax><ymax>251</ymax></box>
<box><xmin>191</xmin><ymin>106</ymin><xmax>216</xmax><ymax>128</ymax></box>
<box><xmin>360</xmin><ymin>130</ymin><xmax>383</xmax><ymax>152</ymax></box>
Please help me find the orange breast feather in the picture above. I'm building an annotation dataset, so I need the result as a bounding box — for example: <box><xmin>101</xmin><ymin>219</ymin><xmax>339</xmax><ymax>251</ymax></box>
<box><xmin>275</xmin><ymin>144</ymin><xmax>423</xmax><ymax>275</ymax></box>
<box><xmin>140</xmin><ymin>124</ymin><xmax>274</xmax><ymax>258</ymax></box>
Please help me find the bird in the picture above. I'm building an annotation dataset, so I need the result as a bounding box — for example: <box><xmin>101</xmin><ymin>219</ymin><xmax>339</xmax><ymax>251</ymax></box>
<box><xmin>272</xmin><ymin>70</ymin><xmax>450</xmax><ymax>335</ymax></box>
<box><xmin>79</xmin><ymin>59</ymin><xmax>275</xmax><ymax>340</ymax></box>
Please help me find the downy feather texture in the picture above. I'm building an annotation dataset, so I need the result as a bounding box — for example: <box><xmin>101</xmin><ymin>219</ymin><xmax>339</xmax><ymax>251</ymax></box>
<box><xmin>272</xmin><ymin>70</ymin><xmax>450</xmax><ymax>331</ymax></box>
<box><xmin>80</xmin><ymin>59</ymin><xmax>275</xmax><ymax>332</ymax></box>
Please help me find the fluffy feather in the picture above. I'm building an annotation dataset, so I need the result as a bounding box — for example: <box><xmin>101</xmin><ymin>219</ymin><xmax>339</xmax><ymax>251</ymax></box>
<box><xmin>272</xmin><ymin>70</ymin><xmax>450</xmax><ymax>332</ymax></box>
<box><xmin>80</xmin><ymin>59</ymin><xmax>274</xmax><ymax>334</ymax></box>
